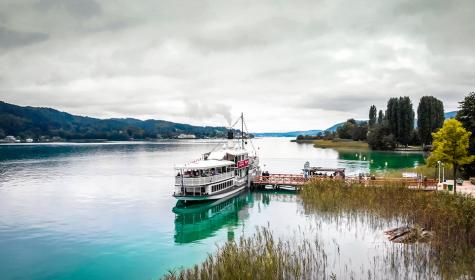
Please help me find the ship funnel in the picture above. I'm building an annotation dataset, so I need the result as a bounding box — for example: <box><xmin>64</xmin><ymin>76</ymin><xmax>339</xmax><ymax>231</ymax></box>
<box><xmin>227</xmin><ymin>130</ymin><xmax>234</xmax><ymax>140</ymax></box>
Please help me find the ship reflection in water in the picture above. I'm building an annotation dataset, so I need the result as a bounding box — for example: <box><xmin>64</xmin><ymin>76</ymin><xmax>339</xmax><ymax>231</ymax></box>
<box><xmin>172</xmin><ymin>190</ymin><xmax>298</xmax><ymax>244</ymax></box>
<box><xmin>173</xmin><ymin>191</ymin><xmax>252</xmax><ymax>244</ymax></box>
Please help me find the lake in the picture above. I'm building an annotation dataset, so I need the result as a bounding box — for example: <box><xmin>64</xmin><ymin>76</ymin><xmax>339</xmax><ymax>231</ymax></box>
<box><xmin>0</xmin><ymin>138</ymin><xmax>426</xmax><ymax>279</ymax></box>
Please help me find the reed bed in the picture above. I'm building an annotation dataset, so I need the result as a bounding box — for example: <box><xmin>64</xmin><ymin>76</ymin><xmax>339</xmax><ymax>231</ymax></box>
<box><xmin>301</xmin><ymin>180</ymin><xmax>475</xmax><ymax>279</ymax></box>
<box><xmin>162</xmin><ymin>227</ymin><xmax>329</xmax><ymax>280</ymax></box>
<box><xmin>163</xmin><ymin>182</ymin><xmax>475</xmax><ymax>279</ymax></box>
<box><xmin>312</xmin><ymin>139</ymin><xmax>369</xmax><ymax>150</ymax></box>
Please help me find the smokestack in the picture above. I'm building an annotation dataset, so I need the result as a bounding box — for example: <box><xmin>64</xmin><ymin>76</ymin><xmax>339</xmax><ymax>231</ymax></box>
<box><xmin>227</xmin><ymin>130</ymin><xmax>234</xmax><ymax>140</ymax></box>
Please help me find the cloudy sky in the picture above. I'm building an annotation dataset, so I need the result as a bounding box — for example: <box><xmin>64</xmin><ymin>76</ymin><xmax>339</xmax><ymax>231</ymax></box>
<box><xmin>0</xmin><ymin>0</ymin><xmax>474</xmax><ymax>132</ymax></box>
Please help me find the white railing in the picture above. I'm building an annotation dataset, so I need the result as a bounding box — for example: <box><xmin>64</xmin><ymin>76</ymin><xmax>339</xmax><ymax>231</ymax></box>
<box><xmin>175</xmin><ymin>171</ymin><xmax>234</xmax><ymax>186</ymax></box>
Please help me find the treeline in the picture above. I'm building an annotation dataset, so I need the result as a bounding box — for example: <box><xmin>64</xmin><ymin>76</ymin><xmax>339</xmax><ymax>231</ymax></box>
<box><xmin>0</xmin><ymin>101</ymin><xmax>231</xmax><ymax>140</ymax></box>
<box><xmin>317</xmin><ymin>96</ymin><xmax>445</xmax><ymax>150</ymax></box>
<box><xmin>456</xmin><ymin>92</ymin><xmax>475</xmax><ymax>176</ymax></box>
<box><xmin>367</xmin><ymin>96</ymin><xmax>444</xmax><ymax>150</ymax></box>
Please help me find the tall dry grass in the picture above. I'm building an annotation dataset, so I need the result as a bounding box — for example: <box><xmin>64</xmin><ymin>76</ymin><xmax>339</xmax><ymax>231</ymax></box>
<box><xmin>162</xmin><ymin>227</ymin><xmax>329</xmax><ymax>280</ymax></box>
<box><xmin>162</xmin><ymin>181</ymin><xmax>475</xmax><ymax>279</ymax></box>
<box><xmin>301</xmin><ymin>180</ymin><xmax>475</xmax><ymax>279</ymax></box>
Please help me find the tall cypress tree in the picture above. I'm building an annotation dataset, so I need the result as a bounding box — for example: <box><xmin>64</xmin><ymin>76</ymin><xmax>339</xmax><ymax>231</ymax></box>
<box><xmin>386</xmin><ymin>98</ymin><xmax>399</xmax><ymax>139</ymax></box>
<box><xmin>417</xmin><ymin>96</ymin><xmax>444</xmax><ymax>145</ymax></box>
<box><xmin>377</xmin><ymin>110</ymin><xmax>384</xmax><ymax>125</ymax></box>
<box><xmin>398</xmin><ymin>97</ymin><xmax>414</xmax><ymax>146</ymax></box>
<box><xmin>385</xmin><ymin>97</ymin><xmax>414</xmax><ymax>146</ymax></box>
<box><xmin>369</xmin><ymin>105</ymin><xmax>377</xmax><ymax>127</ymax></box>
<box><xmin>456</xmin><ymin>92</ymin><xmax>475</xmax><ymax>176</ymax></box>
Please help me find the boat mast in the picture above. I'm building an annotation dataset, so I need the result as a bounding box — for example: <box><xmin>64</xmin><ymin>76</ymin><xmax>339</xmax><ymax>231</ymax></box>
<box><xmin>241</xmin><ymin>112</ymin><xmax>244</xmax><ymax>149</ymax></box>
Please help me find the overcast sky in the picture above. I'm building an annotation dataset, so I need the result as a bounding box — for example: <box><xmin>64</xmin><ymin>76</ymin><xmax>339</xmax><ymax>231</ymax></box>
<box><xmin>0</xmin><ymin>0</ymin><xmax>474</xmax><ymax>132</ymax></box>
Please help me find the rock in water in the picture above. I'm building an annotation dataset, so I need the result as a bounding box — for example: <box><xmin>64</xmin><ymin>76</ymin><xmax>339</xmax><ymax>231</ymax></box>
<box><xmin>384</xmin><ymin>225</ymin><xmax>433</xmax><ymax>243</ymax></box>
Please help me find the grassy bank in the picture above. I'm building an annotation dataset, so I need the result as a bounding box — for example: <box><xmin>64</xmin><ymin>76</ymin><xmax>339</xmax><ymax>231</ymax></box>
<box><xmin>312</xmin><ymin>139</ymin><xmax>369</xmax><ymax>150</ymax></box>
<box><xmin>301</xmin><ymin>180</ymin><xmax>475</xmax><ymax>278</ymax></box>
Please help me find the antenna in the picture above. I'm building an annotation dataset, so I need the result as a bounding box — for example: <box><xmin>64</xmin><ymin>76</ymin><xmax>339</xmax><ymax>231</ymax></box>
<box><xmin>241</xmin><ymin>112</ymin><xmax>244</xmax><ymax>149</ymax></box>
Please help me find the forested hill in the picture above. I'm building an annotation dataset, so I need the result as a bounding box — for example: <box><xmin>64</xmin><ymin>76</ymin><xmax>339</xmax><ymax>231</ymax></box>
<box><xmin>0</xmin><ymin>101</ymin><xmax>230</xmax><ymax>140</ymax></box>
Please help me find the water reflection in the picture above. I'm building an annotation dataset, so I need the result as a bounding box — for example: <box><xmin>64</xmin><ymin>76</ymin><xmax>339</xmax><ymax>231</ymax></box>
<box><xmin>173</xmin><ymin>190</ymin><xmax>299</xmax><ymax>244</ymax></box>
<box><xmin>173</xmin><ymin>191</ymin><xmax>252</xmax><ymax>244</ymax></box>
<box><xmin>338</xmin><ymin>150</ymin><xmax>425</xmax><ymax>171</ymax></box>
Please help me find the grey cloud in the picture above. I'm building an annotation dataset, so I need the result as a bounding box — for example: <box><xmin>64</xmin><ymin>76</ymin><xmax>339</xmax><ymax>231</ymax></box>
<box><xmin>0</xmin><ymin>27</ymin><xmax>49</xmax><ymax>49</ymax></box>
<box><xmin>0</xmin><ymin>0</ymin><xmax>474</xmax><ymax>130</ymax></box>
<box><xmin>35</xmin><ymin>0</ymin><xmax>102</xmax><ymax>19</ymax></box>
<box><xmin>297</xmin><ymin>93</ymin><xmax>389</xmax><ymax>113</ymax></box>
<box><xmin>184</xmin><ymin>100</ymin><xmax>232</xmax><ymax>126</ymax></box>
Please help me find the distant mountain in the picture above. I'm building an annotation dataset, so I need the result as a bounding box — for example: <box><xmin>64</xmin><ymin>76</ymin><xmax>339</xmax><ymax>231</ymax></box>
<box><xmin>0</xmin><ymin>101</ymin><xmax>231</xmax><ymax>140</ymax></box>
<box><xmin>444</xmin><ymin>111</ymin><xmax>457</xmax><ymax>119</ymax></box>
<box><xmin>325</xmin><ymin>120</ymin><xmax>367</xmax><ymax>132</ymax></box>
<box><xmin>253</xmin><ymin>130</ymin><xmax>322</xmax><ymax>138</ymax></box>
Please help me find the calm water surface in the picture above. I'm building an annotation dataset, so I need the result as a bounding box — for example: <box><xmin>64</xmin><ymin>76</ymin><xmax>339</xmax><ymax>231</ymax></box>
<box><xmin>0</xmin><ymin>138</ymin><xmax>424</xmax><ymax>279</ymax></box>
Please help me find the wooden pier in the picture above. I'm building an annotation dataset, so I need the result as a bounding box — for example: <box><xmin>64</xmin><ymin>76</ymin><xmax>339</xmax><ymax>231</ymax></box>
<box><xmin>252</xmin><ymin>174</ymin><xmax>307</xmax><ymax>190</ymax></box>
<box><xmin>251</xmin><ymin>174</ymin><xmax>438</xmax><ymax>191</ymax></box>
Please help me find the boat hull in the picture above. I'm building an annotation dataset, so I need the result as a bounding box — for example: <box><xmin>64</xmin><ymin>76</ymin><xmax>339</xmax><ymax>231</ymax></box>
<box><xmin>173</xmin><ymin>183</ymin><xmax>247</xmax><ymax>202</ymax></box>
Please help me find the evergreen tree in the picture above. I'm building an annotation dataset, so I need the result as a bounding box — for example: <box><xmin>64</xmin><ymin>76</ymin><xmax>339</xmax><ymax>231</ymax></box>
<box><xmin>369</xmin><ymin>105</ymin><xmax>377</xmax><ymax>127</ymax></box>
<box><xmin>456</xmin><ymin>92</ymin><xmax>475</xmax><ymax>176</ymax></box>
<box><xmin>386</xmin><ymin>97</ymin><xmax>399</xmax><ymax>140</ymax></box>
<box><xmin>398</xmin><ymin>97</ymin><xmax>415</xmax><ymax>146</ymax></box>
<box><xmin>427</xmin><ymin>119</ymin><xmax>475</xmax><ymax>193</ymax></box>
<box><xmin>385</xmin><ymin>97</ymin><xmax>414</xmax><ymax>146</ymax></box>
<box><xmin>377</xmin><ymin>110</ymin><xmax>384</xmax><ymax>125</ymax></box>
<box><xmin>417</xmin><ymin>96</ymin><xmax>444</xmax><ymax>145</ymax></box>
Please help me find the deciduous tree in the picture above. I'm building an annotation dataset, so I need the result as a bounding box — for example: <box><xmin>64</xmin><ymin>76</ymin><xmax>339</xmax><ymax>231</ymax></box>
<box><xmin>427</xmin><ymin>119</ymin><xmax>475</xmax><ymax>193</ymax></box>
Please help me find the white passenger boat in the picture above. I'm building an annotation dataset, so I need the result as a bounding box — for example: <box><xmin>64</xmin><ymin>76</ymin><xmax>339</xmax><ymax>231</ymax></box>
<box><xmin>173</xmin><ymin>114</ymin><xmax>260</xmax><ymax>202</ymax></box>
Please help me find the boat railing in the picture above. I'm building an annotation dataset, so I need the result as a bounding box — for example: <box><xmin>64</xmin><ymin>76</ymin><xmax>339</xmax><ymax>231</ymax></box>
<box><xmin>175</xmin><ymin>171</ymin><xmax>234</xmax><ymax>186</ymax></box>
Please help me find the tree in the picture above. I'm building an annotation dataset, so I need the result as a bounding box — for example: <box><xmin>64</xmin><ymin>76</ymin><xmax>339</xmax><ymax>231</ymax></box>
<box><xmin>377</xmin><ymin>110</ymin><xmax>384</xmax><ymax>125</ymax></box>
<box><xmin>386</xmin><ymin>98</ymin><xmax>399</xmax><ymax>139</ymax></box>
<box><xmin>336</xmin><ymin>119</ymin><xmax>368</xmax><ymax>141</ymax></box>
<box><xmin>427</xmin><ymin>119</ymin><xmax>475</xmax><ymax>193</ymax></box>
<box><xmin>417</xmin><ymin>96</ymin><xmax>444</xmax><ymax>145</ymax></box>
<box><xmin>369</xmin><ymin>105</ymin><xmax>377</xmax><ymax>127</ymax></box>
<box><xmin>367</xmin><ymin>124</ymin><xmax>396</xmax><ymax>150</ymax></box>
<box><xmin>456</xmin><ymin>92</ymin><xmax>475</xmax><ymax>176</ymax></box>
<box><xmin>398</xmin><ymin>97</ymin><xmax>415</xmax><ymax>146</ymax></box>
<box><xmin>385</xmin><ymin>97</ymin><xmax>414</xmax><ymax>146</ymax></box>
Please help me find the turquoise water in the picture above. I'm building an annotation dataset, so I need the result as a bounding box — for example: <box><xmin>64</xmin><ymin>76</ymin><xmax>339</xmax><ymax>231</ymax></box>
<box><xmin>0</xmin><ymin>139</ymin><xmax>425</xmax><ymax>279</ymax></box>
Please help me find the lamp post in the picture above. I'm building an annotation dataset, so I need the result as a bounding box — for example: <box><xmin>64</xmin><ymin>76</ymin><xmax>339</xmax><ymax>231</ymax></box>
<box><xmin>441</xmin><ymin>162</ymin><xmax>445</xmax><ymax>183</ymax></box>
<box><xmin>437</xmin><ymin>161</ymin><xmax>441</xmax><ymax>185</ymax></box>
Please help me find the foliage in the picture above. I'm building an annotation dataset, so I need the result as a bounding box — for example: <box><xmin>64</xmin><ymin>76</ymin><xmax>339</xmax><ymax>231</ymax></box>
<box><xmin>417</xmin><ymin>96</ymin><xmax>444</xmax><ymax>145</ymax></box>
<box><xmin>377</xmin><ymin>110</ymin><xmax>384</xmax><ymax>125</ymax></box>
<box><xmin>0</xmin><ymin>101</ymin><xmax>230</xmax><ymax>140</ymax></box>
<box><xmin>427</xmin><ymin>119</ymin><xmax>475</xmax><ymax>190</ymax></box>
<box><xmin>456</xmin><ymin>92</ymin><xmax>475</xmax><ymax>176</ymax></box>
<box><xmin>367</xmin><ymin>124</ymin><xmax>396</xmax><ymax>150</ymax></box>
<box><xmin>385</xmin><ymin>96</ymin><xmax>415</xmax><ymax>146</ymax></box>
<box><xmin>335</xmin><ymin>119</ymin><xmax>368</xmax><ymax>141</ymax></box>
<box><xmin>295</xmin><ymin>135</ymin><xmax>321</xmax><ymax>141</ymax></box>
<box><xmin>369</xmin><ymin>105</ymin><xmax>377</xmax><ymax>127</ymax></box>
<box><xmin>301</xmin><ymin>180</ymin><xmax>475</xmax><ymax>279</ymax></box>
